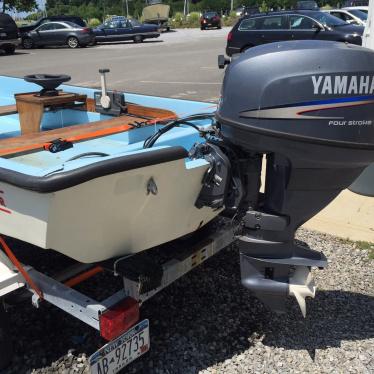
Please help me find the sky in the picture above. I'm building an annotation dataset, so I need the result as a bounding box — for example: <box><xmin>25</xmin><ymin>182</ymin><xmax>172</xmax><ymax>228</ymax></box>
<box><xmin>37</xmin><ymin>0</ymin><xmax>46</xmax><ymax>10</ymax></box>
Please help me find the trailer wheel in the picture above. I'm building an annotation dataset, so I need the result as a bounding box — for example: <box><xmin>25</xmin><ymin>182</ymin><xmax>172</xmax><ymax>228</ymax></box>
<box><xmin>0</xmin><ymin>301</ymin><xmax>13</xmax><ymax>370</ymax></box>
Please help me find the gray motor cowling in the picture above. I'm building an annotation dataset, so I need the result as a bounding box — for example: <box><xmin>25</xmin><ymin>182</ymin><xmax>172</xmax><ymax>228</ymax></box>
<box><xmin>217</xmin><ymin>40</ymin><xmax>374</xmax><ymax>166</ymax></box>
<box><xmin>216</xmin><ymin>41</ymin><xmax>374</xmax><ymax>316</ymax></box>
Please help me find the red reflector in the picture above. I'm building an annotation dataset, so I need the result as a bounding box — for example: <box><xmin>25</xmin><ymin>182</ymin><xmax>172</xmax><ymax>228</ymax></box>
<box><xmin>227</xmin><ymin>31</ymin><xmax>233</xmax><ymax>41</ymax></box>
<box><xmin>99</xmin><ymin>297</ymin><xmax>139</xmax><ymax>341</ymax></box>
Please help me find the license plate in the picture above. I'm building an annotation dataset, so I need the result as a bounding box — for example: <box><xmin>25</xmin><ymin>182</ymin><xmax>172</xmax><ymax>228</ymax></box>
<box><xmin>89</xmin><ymin>319</ymin><xmax>150</xmax><ymax>374</ymax></box>
<box><xmin>0</xmin><ymin>33</ymin><xmax>6</xmax><ymax>37</ymax></box>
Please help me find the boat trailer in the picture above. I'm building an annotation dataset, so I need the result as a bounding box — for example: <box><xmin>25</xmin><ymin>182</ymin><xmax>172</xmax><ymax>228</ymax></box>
<box><xmin>0</xmin><ymin>215</ymin><xmax>325</xmax><ymax>372</ymax></box>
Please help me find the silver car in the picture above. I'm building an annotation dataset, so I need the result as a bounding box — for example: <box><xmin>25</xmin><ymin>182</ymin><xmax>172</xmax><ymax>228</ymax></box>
<box><xmin>23</xmin><ymin>21</ymin><xmax>95</xmax><ymax>49</ymax></box>
<box><xmin>323</xmin><ymin>8</ymin><xmax>367</xmax><ymax>26</ymax></box>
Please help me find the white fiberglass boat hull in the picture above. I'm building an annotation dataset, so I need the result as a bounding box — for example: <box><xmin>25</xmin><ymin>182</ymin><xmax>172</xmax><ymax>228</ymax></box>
<box><xmin>0</xmin><ymin>157</ymin><xmax>219</xmax><ymax>263</ymax></box>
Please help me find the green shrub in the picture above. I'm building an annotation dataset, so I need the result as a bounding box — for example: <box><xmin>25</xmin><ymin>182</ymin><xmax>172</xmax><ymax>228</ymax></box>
<box><xmin>223</xmin><ymin>11</ymin><xmax>238</xmax><ymax>27</ymax></box>
<box><xmin>88</xmin><ymin>18</ymin><xmax>102</xmax><ymax>28</ymax></box>
<box><xmin>259</xmin><ymin>1</ymin><xmax>268</xmax><ymax>13</ymax></box>
<box><xmin>174</xmin><ymin>12</ymin><xmax>184</xmax><ymax>23</ymax></box>
<box><xmin>170</xmin><ymin>12</ymin><xmax>185</xmax><ymax>28</ymax></box>
<box><xmin>187</xmin><ymin>12</ymin><xmax>200</xmax><ymax>27</ymax></box>
<box><xmin>25</xmin><ymin>12</ymin><xmax>43</xmax><ymax>21</ymax></box>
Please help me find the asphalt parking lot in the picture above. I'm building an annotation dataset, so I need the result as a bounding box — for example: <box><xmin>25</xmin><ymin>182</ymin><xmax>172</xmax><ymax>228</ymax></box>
<box><xmin>0</xmin><ymin>28</ymin><xmax>230</xmax><ymax>102</ymax></box>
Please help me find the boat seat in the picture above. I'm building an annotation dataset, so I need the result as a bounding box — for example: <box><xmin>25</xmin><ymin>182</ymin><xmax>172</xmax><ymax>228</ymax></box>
<box><xmin>0</xmin><ymin>101</ymin><xmax>177</xmax><ymax>157</ymax></box>
<box><xmin>0</xmin><ymin>105</ymin><xmax>17</xmax><ymax>116</ymax></box>
<box><xmin>0</xmin><ymin>114</ymin><xmax>147</xmax><ymax>157</ymax></box>
<box><xmin>15</xmin><ymin>92</ymin><xmax>88</xmax><ymax>135</ymax></box>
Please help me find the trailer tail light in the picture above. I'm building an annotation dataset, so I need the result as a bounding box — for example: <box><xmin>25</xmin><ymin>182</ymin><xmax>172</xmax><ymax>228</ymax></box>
<box><xmin>99</xmin><ymin>297</ymin><xmax>139</xmax><ymax>341</ymax></box>
<box><xmin>227</xmin><ymin>31</ymin><xmax>233</xmax><ymax>41</ymax></box>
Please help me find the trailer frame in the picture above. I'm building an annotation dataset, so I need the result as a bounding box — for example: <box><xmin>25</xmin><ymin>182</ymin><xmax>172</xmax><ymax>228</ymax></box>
<box><xmin>0</xmin><ymin>218</ymin><xmax>236</xmax><ymax>371</ymax></box>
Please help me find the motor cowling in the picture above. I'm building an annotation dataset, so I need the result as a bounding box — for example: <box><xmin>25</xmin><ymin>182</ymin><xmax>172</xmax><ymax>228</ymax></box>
<box><xmin>216</xmin><ymin>41</ymin><xmax>374</xmax><ymax>316</ymax></box>
<box><xmin>218</xmin><ymin>40</ymin><xmax>374</xmax><ymax>163</ymax></box>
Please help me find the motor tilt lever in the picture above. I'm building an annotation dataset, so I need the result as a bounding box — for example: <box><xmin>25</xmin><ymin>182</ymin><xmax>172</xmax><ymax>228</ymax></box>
<box><xmin>99</xmin><ymin>68</ymin><xmax>111</xmax><ymax>109</ymax></box>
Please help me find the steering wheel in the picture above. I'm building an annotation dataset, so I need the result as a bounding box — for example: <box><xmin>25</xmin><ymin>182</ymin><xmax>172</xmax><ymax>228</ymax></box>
<box><xmin>24</xmin><ymin>74</ymin><xmax>71</xmax><ymax>96</ymax></box>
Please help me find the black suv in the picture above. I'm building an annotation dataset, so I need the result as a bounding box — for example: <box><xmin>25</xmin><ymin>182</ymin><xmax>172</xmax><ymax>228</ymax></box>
<box><xmin>19</xmin><ymin>15</ymin><xmax>86</xmax><ymax>47</ymax></box>
<box><xmin>0</xmin><ymin>13</ymin><xmax>20</xmax><ymax>55</ymax></box>
<box><xmin>226</xmin><ymin>10</ymin><xmax>363</xmax><ymax>56</ymax></box>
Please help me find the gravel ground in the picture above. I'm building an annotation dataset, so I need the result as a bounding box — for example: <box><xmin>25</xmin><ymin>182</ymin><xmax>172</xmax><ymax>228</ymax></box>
<box><xmin>1</xmin><ymin>228</ymin><xmax>373</xmax><ymax>374</ymax></box>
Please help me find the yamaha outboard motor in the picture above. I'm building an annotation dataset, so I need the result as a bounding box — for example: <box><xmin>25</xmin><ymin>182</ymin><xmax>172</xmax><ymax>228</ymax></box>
<box><xmin>216</xmin><ymin>41</ymin><xmax>374</xmax><ymax>316</ymax></box>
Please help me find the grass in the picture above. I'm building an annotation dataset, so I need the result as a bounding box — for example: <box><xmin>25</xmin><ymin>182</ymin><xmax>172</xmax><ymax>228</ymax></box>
<box><xmin>339</xmin><ymin>238</ymin><xmax>374</xmax><ymax>260</ymax></box>
<box><xmin>355</xmin><ymin>241</ymin><xmax>374</xmax><ymax>260</ymax></box>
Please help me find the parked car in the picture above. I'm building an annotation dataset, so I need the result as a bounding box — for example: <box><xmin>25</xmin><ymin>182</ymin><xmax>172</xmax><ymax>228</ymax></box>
<box><xmin>343</xmin><ymin>0</ymin><xmax>368</xmax><ymax>7</ymax></box>
<box><xmin>344</xmin><ymin>6</ymin><xmax>368</xmax><ymax>14</ymax></box>
<box><xmin>323</xmin><ymin>8</ymin><xmax>367</xmax><ymax>26</ymax></box>
<box><xmin>0</xmin><ymin>13</ymin><xmax>20</xmax><ymax>55</ymax></box>
<box><xmin>93</xmin><ymin>17</ymin><xmax>160</xmax><ymax>43</ymax></box>
<box><xmin>235</xmin><ymin>6</ymin><xmax>245</xmax><ymax>16</ymax></box>
<box><xmin>19</xmin><ymin>15</ymin><xmax>86</xmax><ymax>47</ymax></box>
<box><xmin>295</xmin><ymin>1</ymin><xmax>319</xmax><ymax>10</ymax></box>
<box><xmin>226</xmin><ymin>10</ymin><xmax>364</xmax><ymax>56</ymax></box>
<box><xmin>200</xmin><ymin>11</ymin><xmax>221</xmax><ymax>30</ymax></box>
<box><xmin>22</xmin><ymin>21</ymin><xmax>95</xmax><ymax>49</ymax></box>
<box><xmin>241</xmin><ymin>7</ymin><xmax>260</xmax><ymax>17</ymax></box>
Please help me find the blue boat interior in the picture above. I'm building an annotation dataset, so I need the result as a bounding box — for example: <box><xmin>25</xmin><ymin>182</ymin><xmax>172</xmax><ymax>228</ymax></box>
<box><xmin>0</xmin><ymin>76</ymin><xmax>216</xmax><ymax>178</ymax></box>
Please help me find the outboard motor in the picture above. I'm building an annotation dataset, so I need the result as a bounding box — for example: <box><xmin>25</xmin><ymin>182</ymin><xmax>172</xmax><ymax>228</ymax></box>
<box><xmin>216</xmin><ymin>41</ymin><xmax>374</xmax><ymax>316</ymax></box>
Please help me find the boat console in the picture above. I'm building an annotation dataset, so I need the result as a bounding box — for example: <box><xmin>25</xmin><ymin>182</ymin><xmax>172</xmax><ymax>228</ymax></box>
<box><xmin>23</xmin><ymin>74</ymin><xmax>72</xmax><ymax>96</ymax></box>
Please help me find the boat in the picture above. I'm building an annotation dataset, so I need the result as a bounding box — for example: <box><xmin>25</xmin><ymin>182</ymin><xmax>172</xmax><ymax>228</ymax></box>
<box><xmin>0</xmin><ymin>72</ymin><xmax>218</xmax><ymax>263</ymax></box>
<box><xmin>0</xmin><ymin>40</ymin><xmax>373</xmax><ymax>315</ymax></box>
<box><xmin>142</xmin><ymin>1</ymin><xmax>170</xmax><ymax>31</ymax></box>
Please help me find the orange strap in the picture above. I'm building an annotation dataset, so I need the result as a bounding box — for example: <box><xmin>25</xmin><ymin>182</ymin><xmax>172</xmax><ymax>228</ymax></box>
<box><xmin>0</xmin><ymin>123</ymin><xmax>134</xmax><ymax>157</ymax></box>
<box><xmin>0</xmin><ymin>235</ymin><xmax>43</xmax><ymax>299</ymax></box>
<box><xmin>64</xmin><ymin>266</ymin><xmax>103</xmax><ymax>288</ymax></box>
<box><xmin>66</xmin><ymin>123</ymin><xmax>133</xmax><ymax>142</ymax></box>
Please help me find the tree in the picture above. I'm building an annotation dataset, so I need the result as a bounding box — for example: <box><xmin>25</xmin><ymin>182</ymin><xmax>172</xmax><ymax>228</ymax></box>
<box><xmin>2</xmin><ymin>0</ymin><xmax>37</xmax><ymax>12</ymax></box>
<box><xmin>44</xmin><ymin>0</ymin><xmax>339</xmax><ymax>20</ymax></box>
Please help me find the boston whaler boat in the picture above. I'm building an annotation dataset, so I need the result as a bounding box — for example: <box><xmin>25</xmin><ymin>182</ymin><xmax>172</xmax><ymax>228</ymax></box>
<box><xmin>0</xmin><ymin>70</ymin><xmax>219</xmax><ymax>263</ymax></box>
<box><xmin>0</xmin><ymin>40</ymin><xmax>373</xmax><ymax>372</ymax></box>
